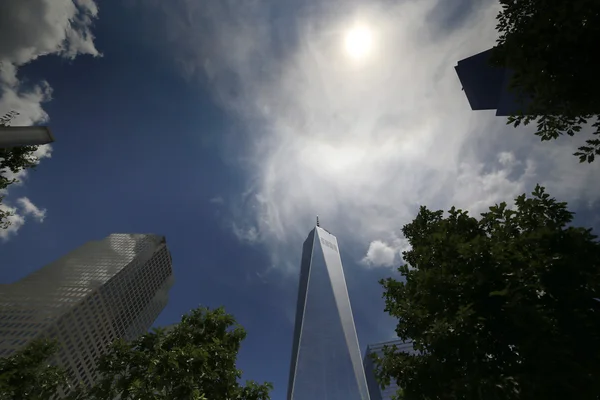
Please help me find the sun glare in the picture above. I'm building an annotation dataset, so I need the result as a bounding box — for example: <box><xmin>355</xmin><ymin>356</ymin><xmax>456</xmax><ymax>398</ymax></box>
<box><xmin>315</xmin><ymin>143</ymin><xmax>366</xmax><ymax>173</ymax></box>
<box><xmin>344</xmin><ymin>25</ymin><xmax>373</xmax><ymax>59</ymax></box>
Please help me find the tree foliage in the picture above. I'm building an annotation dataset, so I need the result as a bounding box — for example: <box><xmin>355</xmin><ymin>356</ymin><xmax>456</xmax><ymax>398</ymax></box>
<box><xmin>86</xmin><ymin>306</ymin><xmax>272</xmax><ymax>400</ymax></box>
<box><xmin>0</xmin><ymin>307</ymin><xmax>272</xmax><ymax>400</ymax></box>
<box><xmin>376</xmin><ymin>186</ymin><xmax>600</xmax><ymax>399</ymax></box>
<box><xmin>0</xmin><ymin>111</ymin><xmax>41</xmax><ymax>229</ymax></box>
<box><xmin>0</xmin><ymin>339</ymin><xmax>71</xmax><ymax>400</ymax></box>
<box><xmin>491</xmin><ymin>0</ymin><xmax>600</xmax><ymax>162</ymax></box>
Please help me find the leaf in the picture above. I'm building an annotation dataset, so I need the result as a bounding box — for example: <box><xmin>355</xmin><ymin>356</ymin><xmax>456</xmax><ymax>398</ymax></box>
<box><xmin>489</xmin><ymin>288</ymin><xmax>509</xmax><ymax>297</ymax></box>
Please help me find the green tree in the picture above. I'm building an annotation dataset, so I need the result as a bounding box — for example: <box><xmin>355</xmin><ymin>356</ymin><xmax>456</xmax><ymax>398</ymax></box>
<box><xmin>376</xmin><ymin>186</ymin><xmax>600</xmax><ymax>399</ymax></box>
<box><xmin>86</xmin><ymin>306</ymin><xmax>272</xmax><ymax>400</ymax></box>
<box><xmin>0</xmin><ymin>307</ymin><xmax>272</xmax><ymax>400</ymax></box>
<box><xmin>491</xmin><ymin>0</ymin><xmax>600</xmax><ymax>162</ymax></box>
<box><xmin>0</xmin><ymin>339</ymin><xmax>71</xmax><ymax>400</ymax></box>
<box><xmin>0</xmin><ymin>111</ymin><xmax>41</xmax><ymax>229</ymax></box>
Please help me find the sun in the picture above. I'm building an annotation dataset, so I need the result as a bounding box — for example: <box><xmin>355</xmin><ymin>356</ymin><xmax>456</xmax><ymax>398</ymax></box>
<box><xmin>311</xmin><ymin>142</ymin><xmax>366</xmax><ymax>173</ymax></box>
<box><xmin>344</xmin><ymin>25</ymin><xmax>373</xmax><ymax>59</ymax></box>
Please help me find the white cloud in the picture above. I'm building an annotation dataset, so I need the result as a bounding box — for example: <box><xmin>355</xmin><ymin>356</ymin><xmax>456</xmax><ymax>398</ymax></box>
<box><xmin>0</xmin><ymin>0</ymin><xmax>101</xmax><ymax>125</ymax></box>
<box><xmin>0</xmin><ymin>0</ymin><xmax>99</xmax><ymax>241</ymax></box>
<box><xmin>0</xmin><ymin>0</ymin><xmax>100</xmax><ymax>65</ymax></box>
<box><xmin>0</xmin><ymin>197</ymin><xmax>47</xmax><ymax>240</ymax></box>
<box><xmin>498</xmin><ymin>151</ymin><xmax>517</xmax><ymax>168</ymax></box>
<box><xmin>139</xmin><ymin>0</ymin><xmax>600</xmax><ymax>271</ymax></box>
<box><xmin>362</xmin><ymin>240</ymin><xmax>397</xmax><ymax>268</ymax></box>
<box><xmin>362</xmin><ymin>237</ymin><xmax>411</xmax><ymax>268</ymax></box>
<box><xmin>0</xmin><ymin>202</ymin><xmax>25</xmax><ymax>241</ymax></box>
<box><xmin>16</xmin><ymin>197</ymin><xmax>47</xmax><ymax>222</ymax></box>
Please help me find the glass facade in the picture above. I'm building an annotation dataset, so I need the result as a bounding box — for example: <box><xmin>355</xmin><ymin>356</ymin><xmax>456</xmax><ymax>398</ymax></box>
<box><xmin>363</xmin><ymin>339</ymin><xmax>416</xmax><ymax>400</ymax></box>
<box><xmin>287</xmin><ymin>227</ymin><xmax>370</xmax><ymax>400</ymax></box>
<box><xmin>0</xmin><ymin>233</ymin><xmax>174</xmax><ymax>392</ymax></box>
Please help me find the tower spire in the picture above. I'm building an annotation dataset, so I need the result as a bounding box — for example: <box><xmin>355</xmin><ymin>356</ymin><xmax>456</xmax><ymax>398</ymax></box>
<box><xmin>316</xmin><ymin>215</ymin><xmax>320</xmax><ymax>227</ymax></box>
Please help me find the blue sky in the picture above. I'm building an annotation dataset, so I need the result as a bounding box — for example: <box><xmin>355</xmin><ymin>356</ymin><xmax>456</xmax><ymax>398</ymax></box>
<box><xmin>1</xmin><ymin>0</ymin><xmax>600</xmax><ymax>399</ymax></box>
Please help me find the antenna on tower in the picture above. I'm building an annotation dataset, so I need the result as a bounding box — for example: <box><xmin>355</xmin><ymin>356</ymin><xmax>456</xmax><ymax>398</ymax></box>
<box><xmin>316</xmin><ymin>215</ymin><xmax>320</xmax><ymax>227</ymax></box>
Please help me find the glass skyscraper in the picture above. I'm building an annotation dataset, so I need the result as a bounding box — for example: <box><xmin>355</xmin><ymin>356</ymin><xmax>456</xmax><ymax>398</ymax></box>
<box><xmin>0</xmin><ymin>233</ymin><xmax>174</xmax><ymax>392</ymax></box>
<box><xmin>287</xmin><ymin>224</ymin><xmax>370</xmax><ymax>400</ymax></box>
<box><xmin>363</xmin><ymin>339</ymin><xmax>416</xmax><ymax>400</ymax></box>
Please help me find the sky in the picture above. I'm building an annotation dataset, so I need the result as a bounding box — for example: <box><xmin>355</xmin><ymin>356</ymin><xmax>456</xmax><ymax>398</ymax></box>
<box><xmin>1</xmin><ymin>0</ymin><xmax>600</xmax><ymax>398</ymax></box>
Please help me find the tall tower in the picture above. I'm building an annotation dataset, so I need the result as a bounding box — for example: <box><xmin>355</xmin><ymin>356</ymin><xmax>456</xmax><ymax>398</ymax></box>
<box><xmin>0</xmin><ymin>234</ymin><xmax>174</xmax><ymax>391</ymax></box>
<box><xmin>287</xmin><ymin>224</ymin><xmax>370</xmax><ymax>400</ymax></box>
<box><xmin>363</xmin><ymin>339</ymin><xmax>416</xmax><ymax>400</ymax></box>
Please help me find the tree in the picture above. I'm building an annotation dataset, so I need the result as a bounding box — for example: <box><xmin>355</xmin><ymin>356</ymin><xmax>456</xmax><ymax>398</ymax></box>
<box><xmin>491</xmin><ymin>0</ymin><xmax>600</xmax><ymax>163</ymax></box>
<box><xmin>0</xmin><ymin>307</ymin><xmax>271</xmax><ymax>400</ymax></box>
<box><xmin>86</xmin><ymin>306</ymin><xmax>272</xmax><ymax>400</ymax></box>
<box><xmin>0</xmin><ymin>339</ymin><xmax>72</xmax><ymax>400</ymax></box>
<box><xmin>376</xmin><ymin>186</ymin><xmax>600</xmax><ymax>400</ymax></box>
<box><xmin>0</xmin><ymin>111</ymin><xmax>41</xmax><ymax>229</ymax></box>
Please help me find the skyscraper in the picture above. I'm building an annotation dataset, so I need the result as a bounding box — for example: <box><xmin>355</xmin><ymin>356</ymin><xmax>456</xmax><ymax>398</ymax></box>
<box><xmin>0</xmin><ymin>233</ymin><xmax>174</xmax><ymax>391</ymax></box>
<box><xmin>454</xmin><ymin>48</ymin><xmax>531</xmax><ymax>116</ymax></box>
<box><xmin>287</xmin><ymin>223</ymin><xmax>370</xmax><ymax>400</ymax></box>
<box><xmin>363</xmin><ymin>339</ymin><xmax>416</xmax><ymax>400</ymax></box>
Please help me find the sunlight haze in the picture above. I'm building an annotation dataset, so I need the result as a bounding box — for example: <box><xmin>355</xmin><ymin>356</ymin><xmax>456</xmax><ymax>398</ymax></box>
<box><xmin>344</xmin><ymin>25</ymin><xmax>374</xmax><ymax>60</ymax></box>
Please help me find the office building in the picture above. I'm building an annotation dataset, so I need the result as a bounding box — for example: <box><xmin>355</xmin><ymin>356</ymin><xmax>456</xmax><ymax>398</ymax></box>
<box><xmin>455</xmin><ymin>48</ymin><xmax>531</xmax><ymax>116</ymax></box>
<box><xmin>0</xmin><ymin>111</ymin><xmax>55</xmax><ymax>147</ymax></box>
<box><xmin>0</xmin><ymin>126</ymin><xmax>55</xmax><ymax>148</ymax></box>
<box><xmin>0</xmin><ymin>233</ymin><xmax>174</xmax><ymax>391</ymax></box>
<box><xmin>287</xmin><ymin>220</ymin><xmax>370</xmax><ymax>400</ymax></box>
<box><xmin>363</xmin><ymin>339</ymin><xmax>416</xmax><ymax>400</ymax></box>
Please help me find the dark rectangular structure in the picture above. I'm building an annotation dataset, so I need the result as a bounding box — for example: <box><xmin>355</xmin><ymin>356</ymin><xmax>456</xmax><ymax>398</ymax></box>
<box><xmin>455</xmin><ymin>48</ymin><xmax>530</xmax><ymax>116</ymax></box>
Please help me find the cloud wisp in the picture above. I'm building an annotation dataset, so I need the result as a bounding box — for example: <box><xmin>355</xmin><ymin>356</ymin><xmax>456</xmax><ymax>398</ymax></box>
<box><xmin>16</xmin><ymin>197</ymin><xmax>47</xmax><ymax>223</ymax></box>
<box><xmin>0</xmin><ymin>197</ymin><xmax>46</xmax><ymax>240</ymax></box>
<box><xmin>140</xmin><ymin>0</ymin><xmax>600</xmax><ymax>271</ymax></box>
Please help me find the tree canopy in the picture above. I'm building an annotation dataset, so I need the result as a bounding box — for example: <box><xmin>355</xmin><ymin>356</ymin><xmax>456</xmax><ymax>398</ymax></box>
<box><xmin>86</xmin><ymin>306</ymin><xmax>272</xmax><ymax>400</ymax></box>
<box><xmin>376</xmin><ymin>185</ymin><xmax>600</xmax><ymax>399</ymax></box>
<box><xmin>492</xmin><ymin>0</ymin><xmax>600</xmax><ymax>162</ymax></box>
<box><xmin>0</xmin><ymin>306</ymin><xmax>272</xmax><ymax>400</ymax></box>
<box><xmin>0</xmin><ymin>339</ymin><xmax>70</xmax><ymax>400</ymax></box>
